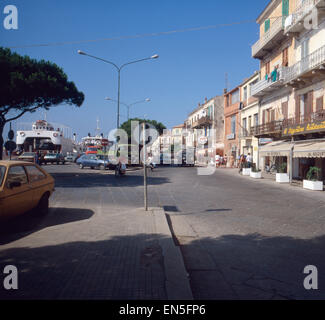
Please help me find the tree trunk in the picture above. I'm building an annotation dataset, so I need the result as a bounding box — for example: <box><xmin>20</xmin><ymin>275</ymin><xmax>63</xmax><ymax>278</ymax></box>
<box><xmin>0</xmin><ymin>121</ymin><xmax>4</xmax><ymax>160</ymax></box>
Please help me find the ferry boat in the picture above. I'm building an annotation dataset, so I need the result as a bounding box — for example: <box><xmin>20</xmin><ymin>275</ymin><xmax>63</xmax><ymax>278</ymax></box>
<box><xmin>81</xmin><ymin>135</ymin><xmax>112</xmax><ymax>155</ymax></box>
<box><xmin>16</xmin><ymin>120</ymin><xmax>75</xmax><ymax>155</ymax></box>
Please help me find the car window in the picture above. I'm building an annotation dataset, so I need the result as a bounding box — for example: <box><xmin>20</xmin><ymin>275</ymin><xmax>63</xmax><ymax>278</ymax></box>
<box><xmin>90</xmin><ymin>156</ymin><xmax>97</xmax><ymax>160</ymax></box>
<box><xmin>6</xmin><ymin>166</ymin><xmax>28</xmax><ymax>187</ymax></box>
<box><xmin>0</xmin><ymin>166</ymin><xmax>6</xmax><ymax>187</ymax></box>
<box><xmin>25</xmin><ymin>165</ymin><xmax>46</xmax><ymax>183</ymax></box>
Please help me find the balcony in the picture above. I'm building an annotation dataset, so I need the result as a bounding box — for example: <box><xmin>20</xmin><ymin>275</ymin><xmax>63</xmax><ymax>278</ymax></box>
<box><xmin>251</xmin><ymin>120</ymin><xmax>283</xmax><ymax>138</ymax></box>
<box><xmin>240</xmin><ymin>128</ymin><xmax>252</xmax><ymax>138</ymax></box>
<box><xmin>192</xmin><ymin>116</ymin><xmax>213</xmax><ymax>128</ymax></box>
<box><xmin>282</xmin><ymin>110</ymin><xmax>325</xmax><ymax>136</ymax></box>
<box><xmin>284</xmin><ymin>0</ymin><xmax>325</xmax><ymax>34</ymax></box>
<box><xmin>251</xmin><ymin>67</ymin><xmax>287</xmax><ymax>97</ymax></box>
<box><xmin>284</xmin><ymin>44</ymin><xmax>325</xmax><ymax>84</ymax></box>
<box><xmin>252</xmin><ymin>16</ymin><xmax>286</xmax><ymax>59</ymax></box>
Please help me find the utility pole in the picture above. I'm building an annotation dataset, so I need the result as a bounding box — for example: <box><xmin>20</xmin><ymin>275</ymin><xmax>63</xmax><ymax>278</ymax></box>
<box><xmin>143</xmin><ymin>121</ymin><xmax>148</xmax><ymax>211</ymax></box>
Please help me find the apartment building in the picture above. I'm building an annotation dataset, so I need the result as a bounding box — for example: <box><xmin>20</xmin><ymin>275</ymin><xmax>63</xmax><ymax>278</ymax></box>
<box><xmin>251</xmin><ymin>0</ymin><xmax>325</xmax><ymax>180</ymax></box>
<box><xmin>224</xmin><ymin>86</ymin><xmax>241</xmax><ymax>164</ymax></box>
<box><xmin>185</xmin><ymin>96</ymin><xmax>224</xmax><ymax>165</ymax></box>
<box><xmin>239</xmin><ymin>72</ymin><xmax>260</xmax><ymax>165</ymax></box>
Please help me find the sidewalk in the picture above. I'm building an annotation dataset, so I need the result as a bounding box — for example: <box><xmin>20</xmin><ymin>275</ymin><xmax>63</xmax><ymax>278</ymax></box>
<box><xmin>0</xmin><ymin>205</ymin><xmax>192</xmax><ymax>300</ymax></box>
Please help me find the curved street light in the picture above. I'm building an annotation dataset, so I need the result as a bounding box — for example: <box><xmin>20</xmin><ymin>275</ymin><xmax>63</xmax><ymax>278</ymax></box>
<box><xmin>105</xmin><ymin>97</ymin><xmax>151</xmax><ymax>120</ymax></box>
<box><xmin>77</xmin><ymin>50</ymin><xmax>158</xmax><ymax>129</ymax></box>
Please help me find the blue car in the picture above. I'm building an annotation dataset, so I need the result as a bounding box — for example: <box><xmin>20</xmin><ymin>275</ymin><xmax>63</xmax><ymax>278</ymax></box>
<box><xmin>76</xmin><ymin>154</ymin><xmax>110</xmax><ymax>170</ymax></box>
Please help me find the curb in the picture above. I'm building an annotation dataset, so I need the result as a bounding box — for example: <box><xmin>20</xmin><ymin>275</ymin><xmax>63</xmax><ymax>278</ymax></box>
<box><xmin>152</xmin><ymin>207</ymin><xmax>193</xmax><ymax>300</ymax></box>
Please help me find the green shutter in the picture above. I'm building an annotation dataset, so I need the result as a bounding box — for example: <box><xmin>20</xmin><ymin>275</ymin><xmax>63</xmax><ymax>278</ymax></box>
<box><xmin>282</xmin><ymin>0</ymin><xmax>289</xmax><ymax>17</ymax></box>
<box><xmin>265</xmin><ymin>19</ymin><xmax>270</xmax><ymax>32</ymax></box>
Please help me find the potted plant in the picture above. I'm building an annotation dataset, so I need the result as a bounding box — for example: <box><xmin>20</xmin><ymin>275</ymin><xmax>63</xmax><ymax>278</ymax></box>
<box><xmin>250</xmin><ymin>163</ymin><xmax>262</xmax><ymax>179</ymax></box>
<box><xmin>242</xmin><ymin>162</ymin><xmax>251</xmax><ymax>176</ymax></box>
<box><xmin>303</xmin><ymin>167</ymin><xmax>323</xmax><ymax>191</ymax></box>
<box><xmin>276</xmin><ymin>163</ymin><xmax>289</xmax><ymax>183</ymax></box>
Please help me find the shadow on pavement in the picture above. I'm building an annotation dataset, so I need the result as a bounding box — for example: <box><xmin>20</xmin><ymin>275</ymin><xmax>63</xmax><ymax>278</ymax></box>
<box><xmin>0</xmin><ymin>233</ymin><xmax>167</xmax><ymax>300</ymax></box>
<box><xmin>0</xmin><ymin>232</ymin><xmax>325</xmax><ymax>299</ymax></box>
<box><xmin>0</xmin><ymin>207</ymin><xmax>94</xmax><ymax>245</ymax></box>
<box><xmin>51</xmin><ymin>172</ymin><xmax>170</xmax><ymax>188</ymax></box>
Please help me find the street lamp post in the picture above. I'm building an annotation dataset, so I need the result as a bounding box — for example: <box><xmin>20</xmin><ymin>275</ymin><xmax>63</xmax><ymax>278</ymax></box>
<box><xmin>77</xmin><ymin>50</ymin><xmax>158</xmax><ymax>129</ymax></box>
<box><xmin>105</xmin><ymin>97</ymin><xmax>151</xmax><ymax>121</ymax></box>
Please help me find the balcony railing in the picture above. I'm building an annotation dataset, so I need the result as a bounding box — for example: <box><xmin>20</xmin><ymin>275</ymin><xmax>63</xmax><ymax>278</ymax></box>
<box><xmin>284</xmin><ymin>44</ymin><xmax>325</xmax><ymax>83</ymax></box>
<box><xmin>251</xmin><ymin>67</ymin><xmax>286</xmax><ymax>97</ymax></box>
<box><xmin>283</xmin><ymin>110</ymin><xmax>325</xmax><ymax>127</ymax></box>
<box><xmin>285</xmin><ymin>0</ymin><xmax>325</xmax><ymax>34</ymax></box>
<box><xmin>252</xmin><ymin>16</ymin><xmax>285</xmax><ymax>59</ymax></box>
<box><xmin>241</xmin><ymin>128</ymin><xmax>252</xmax><ymax>137</ymax></box>
<box><xmin>192</xmin><ymin>116</ymin><xmax>212</xmax><ymax>128</ymax></box>
<box><xmin>251</xmin><ymin>120</ymin><xmax>283</xmax><ymax>137</ymax></box>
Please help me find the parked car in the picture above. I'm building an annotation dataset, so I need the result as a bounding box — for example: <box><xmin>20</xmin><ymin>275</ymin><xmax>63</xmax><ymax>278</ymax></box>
<box><xmin>0</xmin><ymin>161</ymin><xmax>55</xmax><ymax>221</ymax></box>
<box><xmin>65</xmin><ymin>153</ymin><xmax>77</xmax><ymax>162</ymax></box>
<box><xmin>18</xmin><ymin>152</ymin><xmax>36</xmax><ymax>163</ymax></box>
<box><xmin>43</xmin><ymin>153</ymin><xmax>65</xmax><ymax>165</ymax></box>
<box><xmin>76</xmin><ymin>154</ymin><xmax>110</xmax><ymax>170</ymax></box>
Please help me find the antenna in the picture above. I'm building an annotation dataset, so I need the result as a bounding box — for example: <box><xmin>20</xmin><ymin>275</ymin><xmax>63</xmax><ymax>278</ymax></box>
<box><xmin>225</xmin><ymin>72</ymin><xmax>229</xmax><ymax>92</ymax></box>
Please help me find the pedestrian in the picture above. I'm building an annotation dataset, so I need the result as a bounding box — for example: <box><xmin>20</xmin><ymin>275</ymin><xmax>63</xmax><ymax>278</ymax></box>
<box><xmin>215</xmin><ymin>153</ymin><xmax>220</xmax><ymax>168</ymax></box>
<box><xmin>238</xmin><ymin>154</ymin><xmax>246</xmax><ymax>173</ymax></box>
<box><xmin>246</xmin><ymin>153</ymin><xmax>252</xmax><ymax>168</ymax></box>
<box><xmin>230</xmin><ymin>154</ymin><xmax>235</xmax><ymax>168</ymax></box>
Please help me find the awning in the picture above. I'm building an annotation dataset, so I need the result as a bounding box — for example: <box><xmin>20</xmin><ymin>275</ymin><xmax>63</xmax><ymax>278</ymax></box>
<box><xmin>293</xmin><ymin>140</ymin><xmax>325</xmax><ymax>158</ymax></box>
<box><xmin>259</xmin><ymin>140</ymin><xmax>293</xmax><ymax>157</ymax></box>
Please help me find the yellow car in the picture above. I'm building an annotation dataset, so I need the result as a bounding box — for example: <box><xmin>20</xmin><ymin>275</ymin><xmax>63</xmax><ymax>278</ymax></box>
<box><xmin>0</xmin><ymin>161</ymin><xmax>55</xmax><ymax>221</ymax></box>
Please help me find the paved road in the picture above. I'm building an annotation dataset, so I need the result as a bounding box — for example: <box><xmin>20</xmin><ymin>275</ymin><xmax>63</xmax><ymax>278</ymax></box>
<box><xmin>1</xmin><ymin>163</ymin><xmax>325</xmax><ymax>299</ymax></box>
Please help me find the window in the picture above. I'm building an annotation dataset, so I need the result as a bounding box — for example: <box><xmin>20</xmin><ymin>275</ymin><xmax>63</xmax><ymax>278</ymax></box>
<box><xmin>265</xmin><ymin>19</ymin><xmax>270</xmax><ymax>32</ymax></box>
<box><xmin>242</xmin><ymin>118</ymin><xmax>247</xmax><ymax>130</ymax></box>
<box><xmin>6</xmin><ymin>166</ymin><xmax>28</xmax><ymax>188</ymax></box>
<box><xmin>282</xmin><ymin>47</ymin><xmax>289</xmax><ymax>67</ymax></box>
<box><xmin>243</xmin><ymin>87</ymin><xmax>248</xmax><ymax>101</ymax></box>
<box><xmin>25</xmin><ymin>165</ymin><xmax>46</xmax><ymax>183</ymax></box>
<box><xmin>254</xmin><ymin>113</ymin><xmax>259</xmax><ymax>127</ymax></box>
<box><xmin>265</xmin><ymin>61</ymin><xmax>270</xmax><ymax>76</ymax></box>
<box><xmin>231</xmin><ymin>89</ymin><xmax>240</xmax><ymax>104</ymax></box>
<box><xmin>301</xmin><ymin>39</ymin><xmax>309</xmax><ymax>59</ymax></box>
<box><xmin>316</xmin><ymin>96</ymin><xmax>324</xmax><ymax>111</ymax></box>
<box><xmin>231</xmin><ymin>115</ymin><xmax>236</xmax><ymax>134</ymax></box>
<box><xmin>0</xmin><ymin>166</ymin><xmax>6</xmax><ymax>187</ymax></box>
<box><xmin>282</xmin><ymin>0</ymin><xmax>289</xmax><ymax>18</ymax></box>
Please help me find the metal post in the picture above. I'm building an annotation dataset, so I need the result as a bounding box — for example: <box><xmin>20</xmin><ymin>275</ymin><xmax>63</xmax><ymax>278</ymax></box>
<box><xmin>117</xmin><ymin>69</ymin><xmax>121</xmax><ymax>129</ymax></box>
<box><xmin>143</xmin><ymin>122</ymin><xmax>148</xmax><ymax>211</ymax></box>
<box><xmin>289</xmin><ymin>137</ymin><xmax>294</xmax><ymax>185</ymax></box>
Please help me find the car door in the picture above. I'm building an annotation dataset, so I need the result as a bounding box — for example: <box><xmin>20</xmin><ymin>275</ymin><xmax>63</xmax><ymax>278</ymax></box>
<box><xmin>1</xmin><ymin>165</ymin><xmax>34</xmax><ymax>220</ymax></box>
<box><xmin>24</xmin><ymin>165</ymin><xmax>51</xmax><ymax>208</ymax></box>
<box><xmin>88</xmin><ymin>155</ymin><xmax>97</xmax><ymax>168</ymax></box>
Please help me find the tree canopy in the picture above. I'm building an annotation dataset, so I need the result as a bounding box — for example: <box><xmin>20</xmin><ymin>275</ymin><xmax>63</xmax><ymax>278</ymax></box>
<box><xmin>0</xmin><ymin>47</ymin><xmax>85</xmax><ymax>159</ymax></box>
<box><xmin>119</xmin><ymin>118</ymin><xmax>166</xmax><ymax>140</ymax></box>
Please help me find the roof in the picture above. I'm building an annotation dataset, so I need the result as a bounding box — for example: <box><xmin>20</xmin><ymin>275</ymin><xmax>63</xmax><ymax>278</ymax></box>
<box><xmin>173</xmin><ymin>124</ymin><xmax>185</xmax><ymax>129</ymax></box>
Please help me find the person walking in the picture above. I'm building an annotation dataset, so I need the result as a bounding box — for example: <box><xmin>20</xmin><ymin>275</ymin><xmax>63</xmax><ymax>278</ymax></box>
<box><xmin>215</xmin><ymin>153</ymin><xmax>220</xmax><ymax>168</ymax></box>
<box><xmin>246</xmin><ymin>153</ymin><xmax>252</xmax><ymax>168</ymax></box>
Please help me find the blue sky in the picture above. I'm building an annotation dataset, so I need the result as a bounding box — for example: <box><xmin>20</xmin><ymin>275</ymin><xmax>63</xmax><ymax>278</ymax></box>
<box><xmin>1</xmin><ymin>0</ymin><xmax>266</xmax><ymax>140</ymax></box>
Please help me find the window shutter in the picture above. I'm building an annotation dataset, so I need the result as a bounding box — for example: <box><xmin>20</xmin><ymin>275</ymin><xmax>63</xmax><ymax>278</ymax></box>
<box><xmin>316</xmin><ymin>96</ymin><xmax>324</xmax><ymax>111</ymax></box>
<box><xmin>295</xmin><ymin>95</ymin><xmax>301</xmax><ymax>124</ymax></box>
<box><xmin>265</xmin><ymin>19</ymin><xmax>270</xmax><ymax>32</ymax></box>
<box><xmin>282</xmin><ymin>102</ymin><xmax>288</xmax><ymax>120</ymax></box>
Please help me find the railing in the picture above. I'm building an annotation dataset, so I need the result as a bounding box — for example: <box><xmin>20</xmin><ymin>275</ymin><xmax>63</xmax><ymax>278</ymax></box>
<box><xmin>241</xmin><ymin>128</ymin><xmax>251</xmax><ymax>137</ymax></box>
<box><xmin>285</xmin><ymin>0</ymin><xmax>325</xmax><ymax>32</ymax></box>
<box><xmin>252</xmin><ymin>16</ymin><xmax>285</xmax><ymax>57</ymax></box>
<box><xmin>251</xmin><ymin>120</ymin><xmax>283</xmax><ymax>136</ymax></box>
<box><xmin>251</xmin><ymin>67</ymin><xmax>286</xmax><ymax>97</ymax></box>
<box><xmin>284</xmin><ymin>44</ymin><xmax>325</xmax><ymax>83</ymax></box>
<box><xmin>197</xmin><ymin>116</ymin><xmax>213</xmax><ymax>126</ymax></box>
<box><xmin>283</xmin><ymin>110</ymin><xmax>325</xmax><ymax>126</ymax></box>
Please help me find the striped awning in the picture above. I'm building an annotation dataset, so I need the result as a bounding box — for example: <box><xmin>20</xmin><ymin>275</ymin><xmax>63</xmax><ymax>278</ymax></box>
<box><xmin>259</xmin><ymin>140</ymin><xmax>293</xmax><ymax>157</ymax></box>
<box><xmin>293</xmin><ymin>140</ymin><xmax>325</xmax><ymax>158</ymax></box>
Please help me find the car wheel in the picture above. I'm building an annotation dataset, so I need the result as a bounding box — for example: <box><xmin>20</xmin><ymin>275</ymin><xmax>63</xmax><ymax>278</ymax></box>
<box><xmin>79</xmin><ymin>164</ymin><xmax>84</xmax><ymax>169</ymax></box>
<box><xmin>99</xmin><ymin>164</ymin><xmax>105</xmax><ymax>170</ymax></box>
<box><xmin>62</xmin><ymin>161</ymin><xmax>65</xmax><ymax>165</ymax></box>
<box><xmin>91</xmin><ymin>167</ymin><xmax>94</xmax><ymax>169</ymax></box>
<box><xmin>33</xmin><ymin>193</ymin><xmax>49</xmax><ymax>216</ymax></box>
